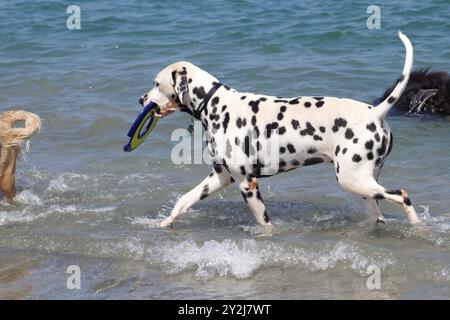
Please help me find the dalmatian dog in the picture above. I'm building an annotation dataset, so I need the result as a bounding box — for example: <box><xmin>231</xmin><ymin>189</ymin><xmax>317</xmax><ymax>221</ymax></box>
<box><xmin>140</xmin><ymin>32</ymin><xmax>421</xmax><ymax>229</ymax></box>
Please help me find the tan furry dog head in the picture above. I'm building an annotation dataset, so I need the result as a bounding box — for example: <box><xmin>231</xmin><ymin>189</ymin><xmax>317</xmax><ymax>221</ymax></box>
<box><xmin>0</xmin><ymin>110</ymin><xmax>41</xmax><ymax>199</ymax></box>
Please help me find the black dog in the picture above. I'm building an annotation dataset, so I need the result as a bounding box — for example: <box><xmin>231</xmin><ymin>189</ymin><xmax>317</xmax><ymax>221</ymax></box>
<box><xmin>375</xmin><ymin>69</ymin><xmax>450</xmax><ymax>115</ymax></box>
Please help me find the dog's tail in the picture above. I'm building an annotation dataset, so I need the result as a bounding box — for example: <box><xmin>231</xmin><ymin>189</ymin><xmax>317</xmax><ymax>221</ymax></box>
<box><xmin>0</xmin><ymin>110</ymin><xmax>41</xmax><ymax>148</ymax></box>
<box><xmin>372</xmin><ymin>31</ymin><xmax>413</xmax><ymax>118</ymax></box>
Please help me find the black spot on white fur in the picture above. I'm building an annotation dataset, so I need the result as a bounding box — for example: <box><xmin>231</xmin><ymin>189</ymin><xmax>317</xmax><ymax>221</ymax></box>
<box><xmin>316</xmin><ymin>101</ymin><xmax>325</xmax><ymax>108</ymax></box>
<box><xmin>193</xmin><ymin>86</ymin><xmax>206</xmax><ymax>99</ymax></box>
<box><xmin>345</xmin><ymin>128</ymin><xmax>354</xmax><ymax>139</ymax></box>
<box><xmin>352</xmin><ymin>154</ymin><xmax>362</xmax><ymax>162</ymax></box>
<box><xmin>332</xmin><ymin>118</ymin><xmax>347</xmax><ymax>132</ymax></box>
<box><xmin>300</xmin><ymin>122</ymin><xmax>315</xmax><ymax>136</ymax></box>
<box><xmin>303</xmin><ymin>157</ymin><xmax>324</xmax><ymax>166</ymax></box>
<box><xmin>365</xmin><ymin>140</ymin><xmax>374</xmax><ymax>150</ymax></box>
<box><xmin>200</xmin><ymin>184</ymin><xmax>209</xmax><ymax>200</ymax></box>
<box><xmin>366</xmin><ymin>123</ymin><xmax>377</xmax><ymax>132</ymax></box>
<box><xmin>335</xmin><ymin>145</ymin><xmax>340</xmax><ymax>156</ymax></box>
<box><xmin>287</xmin><ymin>144</ymin><xmax>296</xmax><ymax>153</ymax></box>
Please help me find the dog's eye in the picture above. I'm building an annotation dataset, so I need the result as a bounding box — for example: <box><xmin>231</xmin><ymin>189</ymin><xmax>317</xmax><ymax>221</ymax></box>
<box><xmin>155</xmin><ymin>81</ymin><xmax>159</xmax><ymax>87</ymax></box>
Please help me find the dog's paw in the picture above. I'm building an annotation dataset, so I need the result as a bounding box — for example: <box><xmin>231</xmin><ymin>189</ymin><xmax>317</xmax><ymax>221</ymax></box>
<box><xmin>159</xmin><ymin>219</ymin><xmax>173</xmax><ymax>228</ymax></box>
<box><xmin>376</xmin><ymin>216</ymin><xmax>387</xmax><ymax>224</ymax></box>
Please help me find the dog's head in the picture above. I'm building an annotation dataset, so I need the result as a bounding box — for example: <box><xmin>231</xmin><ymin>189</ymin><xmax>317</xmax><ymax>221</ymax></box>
<box><xmin>139</xmin><ymin>61</ymin><xmax>192</xmax><ymax>118</ymax></box>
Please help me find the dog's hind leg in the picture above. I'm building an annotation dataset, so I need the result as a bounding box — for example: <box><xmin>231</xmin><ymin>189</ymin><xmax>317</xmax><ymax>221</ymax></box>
<box><xmin>338</xmin><ymin>171</ymin><xmax>421</xmax><ymax>225</ymax></box>
<box><xmin>360</xmin><ymin>165</ymin><xmax>387</xmax><ymax>224</ymax></box>
<box><xmin>237</xmin><ymin>174</ymin><xmax>272</xmax><ymax>228</ymax></box>
<box><xmin>361</xmin><ymin>198</ymin><xmax>385</xmax><ymax>224</ymax></box>
<box><xmin>160</xmin><ymin>165</ymin><xmax>234</xmax><ymax>228</ymax></box>
<box><xmin>335</xmin><ymin>159</ymin><xmax>385</xmax><ymax>224</ymax></box>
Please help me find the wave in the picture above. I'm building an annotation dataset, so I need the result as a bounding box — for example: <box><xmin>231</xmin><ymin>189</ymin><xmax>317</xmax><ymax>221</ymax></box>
<box><xmin>150</xmin><ymin>239</ymin><xmax>395</xmax><ymax>280</ymax></box>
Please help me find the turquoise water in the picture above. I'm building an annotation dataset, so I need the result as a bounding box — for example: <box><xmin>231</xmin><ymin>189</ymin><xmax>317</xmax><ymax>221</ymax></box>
<box><xmin>0</xmin><ymin>0</ymin><xmax>449</xmax><ymax>299</ymax></box>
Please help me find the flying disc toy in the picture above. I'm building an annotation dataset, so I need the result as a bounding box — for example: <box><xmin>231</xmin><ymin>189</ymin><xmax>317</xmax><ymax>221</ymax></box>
<box><xmin>123</xmin><ymin>102</ymin><xmax>159</xmax><ymax>152</ymax></box>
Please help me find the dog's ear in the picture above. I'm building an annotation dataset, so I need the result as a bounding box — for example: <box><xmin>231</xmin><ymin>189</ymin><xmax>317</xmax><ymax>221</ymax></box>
<box><xmin>173</xmin><ymin>68</ymin><xmax>189</xmax><ymax>106</ymax></box>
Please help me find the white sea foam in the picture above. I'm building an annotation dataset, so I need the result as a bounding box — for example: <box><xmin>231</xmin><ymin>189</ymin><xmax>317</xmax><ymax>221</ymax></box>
<box><xmin>83</xmin><ymin>206</ymin><xmax>117</xmax><ymax>213</ymax></box>
<box><xmin>157</xmin><ymin>239</ymin><xmax>264</xmax><ymax>279</ymax></box>
<box><xmin>47</xmin><ymin>172</ymin><xmax>90</xmax><ymax>192</ymax></box>
<box><xmin>150</xmin><ymin>239</ymin><xmax>395</xmax><ymax>280</ymax></box>
<box><xmin>115</xmin><ymin>237</ymin><xmax>146</xmax><ymax>259</ymax></box>
<box><xmin>0</xmin><ymin>209</ymin><xmax>49</xmax><ymax>226</ymax></box>
<box><xmin>47</xmin><ymin>204</ymin><xmax>118</xmax><ymax>216</ymax></box>
<box><xmin>0</xmin><ymin>204</ymin><xmax>79</xmax><ymax>226</ymax></box>
<box><xmin>0</xmin><ymin>210</ymin><xmax>31</xmax><ymax>225</ymax></box>
<box><xmin>118</xmin><ymin>173</ymin><xmax>165</xmax><ymax>186</ymax></box>
<box><xmin>418</xmin><ymin>205</ymin><xmax>450</xmax><ymax>231</ymax></box>
<box><xmin>47</xmin><ymin>175</ymin><xmax>69</xmax><ymax>191</ymax></box>
<box><xmin>0</xmin><ymin>192</ymin><xmax>116</xmax><ymax>226</ymax></box>
<box><xmin>130</xmin><ymin>216</ymin><xmax>164</xmax><ymax>228</ymax></box>
<box><xmin>49</xmin><ymin>205</ymin><xmax>77</xmax><ymax>213</ymax></box>
<box><xmin>15</xmin><ymin>189</ymin><xmax>43</xmax><ymax>206</ymax></box>
<box><xmin>438</xmin><ymin>266</ymin><xmax>450</xmax><ymax>281</ymax></box>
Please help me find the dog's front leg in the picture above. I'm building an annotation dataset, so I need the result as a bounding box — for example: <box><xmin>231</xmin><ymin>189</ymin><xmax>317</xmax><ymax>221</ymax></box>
<box><xmin>0</xmin><ymin>145</ymin><xmax>19</xmax><ymax>200</ymax></box>
<box><xmin>160</xmin><ymin>167</ymin><xmax>234</xmax><ymax>228</ymax></box>
<box><xmin>238</xmin><ymin>175</ymin><xmax>272</xmax><ymax>229</ymax></box>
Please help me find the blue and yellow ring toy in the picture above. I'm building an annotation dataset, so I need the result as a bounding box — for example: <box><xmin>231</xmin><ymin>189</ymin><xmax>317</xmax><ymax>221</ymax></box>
<box><xmin>123</xmin><ymin>102</ymin><xmax>159</xmax><ymax>152</ymax></box>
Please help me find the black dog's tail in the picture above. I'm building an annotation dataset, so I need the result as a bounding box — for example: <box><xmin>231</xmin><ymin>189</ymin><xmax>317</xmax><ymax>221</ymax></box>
<box><xmin>373</xmin><ymin>32</ymin><xmax>414</xmax><ymax>118</ymax></box>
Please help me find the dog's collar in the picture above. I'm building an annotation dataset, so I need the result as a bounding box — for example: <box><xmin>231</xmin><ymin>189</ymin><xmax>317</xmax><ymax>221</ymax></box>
<box><xmin>181</xmin><ymin>82</ymin><xmax>223</xmax><ymax>120</ymax></box>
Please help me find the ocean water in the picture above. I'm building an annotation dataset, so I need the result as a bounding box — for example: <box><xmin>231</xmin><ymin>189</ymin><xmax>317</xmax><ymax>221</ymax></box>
<box><xmin>0</xmin><ymin>0</ymin><xmax>449</xmax><ymax>299</ymax></box>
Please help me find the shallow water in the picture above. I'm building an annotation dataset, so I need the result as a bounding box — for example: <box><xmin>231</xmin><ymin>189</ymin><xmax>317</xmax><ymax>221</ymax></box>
<box><xmin>0</xmin><ymin>0</ymin><xmax>449</xmax><ymax>299</ymax></box>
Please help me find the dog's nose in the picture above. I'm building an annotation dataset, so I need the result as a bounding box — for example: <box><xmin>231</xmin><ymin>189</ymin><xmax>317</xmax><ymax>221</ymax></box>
<box><xmin>139</xmin><ymin>98</ymin><xmax>144</xmax><ymax>106</ymax></box>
